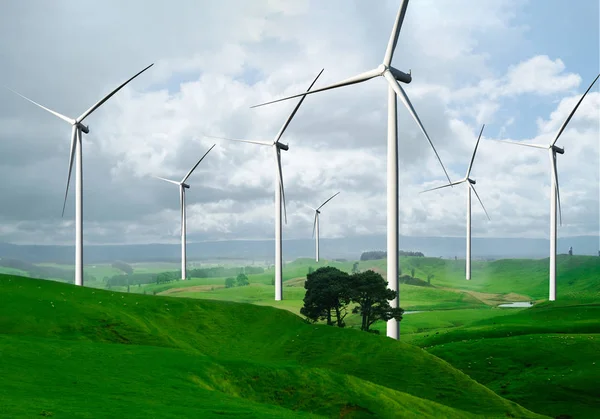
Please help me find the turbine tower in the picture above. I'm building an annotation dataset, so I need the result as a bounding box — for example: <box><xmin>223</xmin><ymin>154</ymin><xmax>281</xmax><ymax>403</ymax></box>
<box><xmin>250</xmin><ymin>0</ymin><xmax>450</xmax><ymax>339</ymax></box>
<box><xmin>6</xmin><ymin>64</ymin><xmax>154</xmax><ymax>286</ymax></box>
<box><xmin>153</xmin><ymin>144</ymin><xmax>216</xmax><ymax>280</ymax></box>
<box><xmin>421</xmin><ymin>125</ymin><xmax>490</xmax><ymax>280</ymax></box>
<box><xmin>205</xmin><ymin>69</ymin><xmax>324</xmax><ymax>301</ymax></box>
<box><xmin>492</xmin><ymin>73</ymin><xmax>600</xmax><ymax>301</ymax></box>
<box><xmin>309</xmin><ymin>192</ymin><xmax>340</xmax><ymax>262</ymax></box>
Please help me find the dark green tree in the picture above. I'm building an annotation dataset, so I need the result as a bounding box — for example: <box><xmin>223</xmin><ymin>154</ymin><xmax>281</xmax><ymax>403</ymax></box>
<box><xmin>225</xmin><ymin>277</ymin><xmax>235</xmax><ymax>288</ymax></box>
<box><xmin>300</xmin><ymin>266</ymin><xmax>351</xmax><ymax>327</ymax></box>
<box><xmin>236</xmin><ymin>273</ymin><xmax>249</xmax><ymax>287</ymax></box>
<box><xmin>411</xmin><ymin>268</ymin><xmax>415</xmax><ymax>278</ymax></box>
<box><xmin>352</xmin><ymin>262</ymin><xmax>359</xmax><ymax>274</ymax></box>
<box><xmin>349</xmin><ymin>270</ymin><xmax>404</xmax><ymax>333</ymax></box>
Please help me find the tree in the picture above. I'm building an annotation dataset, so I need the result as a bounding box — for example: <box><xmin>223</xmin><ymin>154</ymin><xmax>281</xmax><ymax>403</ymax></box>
<box><xmin>411</xmin><ymin>268</ymin><xmax>415</xmax><ymax>278</ymax></box>
<box><xmin>349</xmin><ymin>270</ymin><xmax>404</xmax><ymax>333</ymax></box>
<box><xmin>111</xmin><ymin>260</ymin><xmax>133</xmax><ymax>275</ymax></box>
<box><xmin>236</xmin><ymin>273</ymin><xmax>249</xmax><ymax>287</ymax></box>
<box><xmin>352</xmin><ymin>262</ymin><xmax>359</xmax><ymax>274</ymax></box>
<box><xmin>300</xmin><ymin>266</ymin><xmax>351</xmax><ymax>327</ymax></box>
<box><xmin>225</xmin><ymin>277</ymin><xmax>235</xmax><ymax>288</ymax></box>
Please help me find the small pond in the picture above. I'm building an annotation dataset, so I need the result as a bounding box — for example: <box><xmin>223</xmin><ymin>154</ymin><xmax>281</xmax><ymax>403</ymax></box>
<box><xmin>497</xmin><ymin>301</ymin><xmax>533</xmax><ymax>308</ymax></box>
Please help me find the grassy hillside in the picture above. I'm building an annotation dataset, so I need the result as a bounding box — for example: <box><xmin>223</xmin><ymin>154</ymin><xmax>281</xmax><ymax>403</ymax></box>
<box><xmin>0</xmin><ymin>274</ymin><xmax>546</xmax><ymax>419</ymax></box>
<box><xmin>410</xmin><ymin>299</ymin><xmax>600</xmax><ymax>419</ymax></box>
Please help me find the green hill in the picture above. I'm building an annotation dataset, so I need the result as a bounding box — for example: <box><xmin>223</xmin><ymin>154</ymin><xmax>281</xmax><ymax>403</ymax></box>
<box><xmin>411</xmin><ymin>299</ymin><xmax>600</xmax><ymax>418</ymax></box>
<box><xmin>0</xmin><ymin>274</ymin><xmax>546</xmax><ymax>418</ymax></box>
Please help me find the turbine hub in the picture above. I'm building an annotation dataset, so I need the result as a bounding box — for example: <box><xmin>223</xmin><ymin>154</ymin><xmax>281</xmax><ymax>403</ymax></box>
<box><xmin>552</xmin><ymin>145</ymin><xmax>565</xmax><ymax>154</ymax></box>
<box><xmin>468</xmin><ymin>178</ymin><xmax>476</xmax><ymax>185</ymax></box>
<box><xmin>182</xmin><ymin>183</ymin><xmax>190</xmax><ymax>189</ymax></box>
<box><xmin>377</xmin><ymin>63</ymin><xmax>387</xmax><ymax>75</ymax></box>
<box><xmin>277</xmin><ymin>142</ymin><xmax>289</xmax><ymax>151</ymax></box>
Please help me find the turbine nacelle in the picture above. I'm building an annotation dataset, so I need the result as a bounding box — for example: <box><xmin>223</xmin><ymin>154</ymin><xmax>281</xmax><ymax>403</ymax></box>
<box><xmin>181</xmin><ymin>183</ymin><xmax>191</xmax><ymax>189</ymax></box>
<box><xmin>77</xmin><ymin>123</ymin><xmax>90</xmax><ymax>134</ymax></box>
<box><xmin>375</xmin><ymin>64</ymin><xmax>412</xmax><ymax>84</ymax></box>
<box><xmin>551</xmin><ymin>145</ymin><xmax>565</xmax><ymax>154</ymax></box>
<box><xmin>276</xmin><ymin>142</ymin><xmax>289</xmax><ymax>151</ymax></box>
<box><xmin>467</xmin><ymin>178</ymin><xmax>476</xmax><ymax>185</ymax></box>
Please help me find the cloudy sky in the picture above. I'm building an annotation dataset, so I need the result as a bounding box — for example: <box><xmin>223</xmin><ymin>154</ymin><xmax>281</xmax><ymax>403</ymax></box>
<box><xmin>0</xmin><ymin>0</ymin><xmax>598</xmax><ymax>246</ymax></box>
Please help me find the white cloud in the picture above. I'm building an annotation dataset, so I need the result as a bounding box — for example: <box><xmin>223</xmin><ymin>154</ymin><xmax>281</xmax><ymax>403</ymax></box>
<box><xmin>0</xmin><ymin>0</ymin><xmax>597</xmax><ymax>246</ymax></box>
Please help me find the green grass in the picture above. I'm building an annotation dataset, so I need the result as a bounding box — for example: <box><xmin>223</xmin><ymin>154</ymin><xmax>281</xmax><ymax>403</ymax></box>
<box><xmin>0</xmin><ymin>274</ymin><xmax>546</xmax><ymax>419</ymax></box>
<box><xmin>410</xmin><ymin>299</ymin><xmax>600</xmax><ymax>419</ymax></box>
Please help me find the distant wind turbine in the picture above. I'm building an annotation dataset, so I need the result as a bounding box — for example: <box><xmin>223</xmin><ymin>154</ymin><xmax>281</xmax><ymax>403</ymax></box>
<box><xmin>491</xmin><ymin>73</ymin><xmax>600</xmax><ymax>301</ymax></box>
<box><xmin>153</xmin><ymin>144</ymin><xmax>216</xmax><ymax>280</ymax></box>
<box><xmin>250</xmin><ymin>0</ymin><xmax>450</xmax><ymax>340</ymax></box>
<box><xmin>421</xmin><ymin>124</ymin><xmax>490</xmax><ymax>280</ymax></box>
<box><xmin>309</xmin><ymin>192</ymin><xmax>340</xmax><ymax>262</ymax></box>
<box><xmin>205</xmin><ymin>69</ymin><xmax>324</xmax><ymax>301</ymax></box>
<box><xmin>6</xmin><ymin>64</ymin><xmax>154</xmax><ymax>287</ymax></box>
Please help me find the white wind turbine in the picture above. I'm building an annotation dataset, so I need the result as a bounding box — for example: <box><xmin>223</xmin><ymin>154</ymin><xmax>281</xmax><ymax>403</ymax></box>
<box><xmin>421</xmin><ymin>124</ymin><xmax>490</xmax><ymax>280</ymax></box>
<box><xmin>492</xmin><ymin>73</ymin><xmax>600</xmax><ymax>301</ymax></box>
<box><xmin>6</xmin><ymin>64</ymin><xmax>154</xmax><ymax>287</ymax></box>
<box><xmin>309</xmin><ymin>192</ymin><xmax>340</xmax><ymax>262</ymax></box>
<box><xmin>153</xmin><ymin>144</ymin><xmax>216</xmax><ymax>280</ymax></box>
<box><xmin>250</xmin><ymin>0</ymin><xmax>450</xmax><ymax>339</ymax></box>
<box><xmin>205</xmin><ymin>69</ymin><xmax>324</xmax><ymax>301</ymax></box>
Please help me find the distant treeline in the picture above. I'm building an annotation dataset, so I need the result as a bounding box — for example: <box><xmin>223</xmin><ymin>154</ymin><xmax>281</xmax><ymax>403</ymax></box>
<box><xmin>104</xmin><ymin>265</ymin><xmax>266</xmax><ymax>287</ymax></box>
<box><xmin>359</xmin><ymin>250</ymin><xmax>425</xmax><ymax>261</ymax></box>
<box><xmin>0</xmin><ymin>258</ymin><xmax>95</xmax><ymax>283</ymax></box>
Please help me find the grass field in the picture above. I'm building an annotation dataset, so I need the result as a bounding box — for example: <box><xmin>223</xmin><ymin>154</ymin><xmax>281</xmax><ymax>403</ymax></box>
<box><xmin>0</xmin><ymin>274</ymin><xmax>547</xmax><ymax>418</ymax></box>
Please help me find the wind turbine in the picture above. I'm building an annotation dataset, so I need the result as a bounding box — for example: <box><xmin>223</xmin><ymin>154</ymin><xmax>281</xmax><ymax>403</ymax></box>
<box><xmin>153</xmin><ymin>144</ymin><xmax>216</xmax><ymax>280</ymax></box>
<box><xmin>205</xmin><ymin>69</ymin><xmax>324</xmax><ymax>301</ymax></box>
<box><xmin>421</xmin><ymin>124</ymin><xmax>490</xmax><ymax>280</ymax></box>
<box><xmin>309</xmin><ymin>192</ymin><xmax>340</xmax><ymax>262</ymax></box>
<box><xmin>250</xmin><ymin>0</ymin><xmax>450</xmax><ymax>339</ymax></box>
<box><xmin>6</xmin><ymin>63</ymin><xmax>154</xmax><ymax>287</ymax></box>
<box><xmin>492</xmin><ymin>73</ymin><xmax>600</xmax><ymax>301</ymax></box>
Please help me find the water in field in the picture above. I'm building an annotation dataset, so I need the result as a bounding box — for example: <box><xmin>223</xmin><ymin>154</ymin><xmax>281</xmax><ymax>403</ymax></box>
<box><xmin>497</xmin><ymin>302</ymin><xmax>533</xmax><ymax>308</ymax></box>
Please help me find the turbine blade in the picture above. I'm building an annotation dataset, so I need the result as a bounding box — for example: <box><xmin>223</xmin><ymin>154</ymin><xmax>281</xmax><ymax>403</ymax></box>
<box><xmin>551</xmin><ymin>72</ymin><xmax>600</xmax><ymax>146</ymax></box>
<box><xmin>152</xmin><ymin>175</ymin><xmax>180</xmax><ymax>186</ymax></box>
<box><xmin>551</xmin><ymin>151</ymin><xmax>562</xmax><ymax>226</ymax></box>
<box><xmin>275</xmin><ymin>147</ymin><xmax>287</xmax><ymax>224</ymax></box>
<box><xmin>470</xmin><ymin>184</ymin><xmax>491</xmax><ymax>221</ymax></box>
<box><xmin>203</xmin><ymin>134</ymin><xmax>270</xmax><ymax>146</ymax></box>
<box><xmin>383</xmin><ymin>0</ymin><xmax>410</xmax><ymax>66</ymax></box>
<box><xmin>466</xmin><ymin>124</ymin><xmax>485</xmax><ymax>178</ymax></box>
<box><xmin>61</xmin><ymin>126</ymin><xmax>78</xmax><ymax>217</ymax></box>
<box><xmin>273</xmin><ymin>69</ymin><xmax>324</xmax><ymax>145</ymax></box>
<box><xmin>250</xmin><ymin>67</ymin><xmax>381</xmax><ymax>109</ymax></box>
<box><xmin>77</xmin><ymin>63</ymin><xmax>154</xmax><ymax>123</ymax></box>
<box><xmin>420</xmin><ymin>179</ymin><xmax>465</xmax><ymax>194</ymax></box>
<box><xmin>316</xmin><ymin>191</ymin><xmax>340</xmax><ymax>211</ymax></box>
<box><xmin>5</xmin><ymin>87</ymin><xmax>75</xmax><ymax>125</ymax></box>
<box><xmin>384</xmin><ymin>71</ymin><xmax>451</xmax><ymax>183</ymax></box>
<box><xmin>489</xmin><ymin>139</ymin><xmax>547</xmax><ymax>149</ymax></box>
<box><xmin>312</xmin><ymin>213</ymin><xmax>317</xmax><ymax>238</ymax></box>
<box><xmin>181</xmin><ymin>144</ymin><xmax>216</xmax><ymax>183</ymax></box>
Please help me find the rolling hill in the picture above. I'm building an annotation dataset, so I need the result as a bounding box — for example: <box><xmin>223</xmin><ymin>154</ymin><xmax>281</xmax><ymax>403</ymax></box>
<box><xmin>0</xmin><ymin>274</ymin><xmax>547</xmax><ymax>418</ymax></box>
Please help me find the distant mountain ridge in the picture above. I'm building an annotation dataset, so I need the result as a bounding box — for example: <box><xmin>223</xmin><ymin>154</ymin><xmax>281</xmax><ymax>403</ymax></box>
<box><xmin>0</xmin><ymin>235</ymin><xmax>597</xmax><ymax>264</ymax></box>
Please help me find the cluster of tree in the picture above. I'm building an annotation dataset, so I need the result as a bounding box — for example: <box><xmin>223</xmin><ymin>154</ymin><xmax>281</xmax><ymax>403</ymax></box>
<box><xmin>359</xmin><ymin>250</ymin><xmax>425</xmax><ymax>261</ymax></box>
<box><xmin>111</xmin><ymin>260</ymin><xmax>133</xmax><ymax>275</ymax></box>
<box><xmin>398</xmin><ymin>274</ymin><xmax>434</xmax><ymax>287</ymax></box>
<box><xmin>105</xmin><ymin>272</ymin><xmax>165</xmax><ymax>288</ymax></box>
<box><xmin>225</xmin><ymin>273</ymin><xmax>250</xmax><ymax>288</ymax></box>
<box><xmin>188</xmin><ymin>266</ymin><xmax>264</xmax><ymax>278</ymax></box>
<box><xmin>301</xmin><ymin>267</ymin><xmax>403</xmax><ymax>333</ymax></box>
